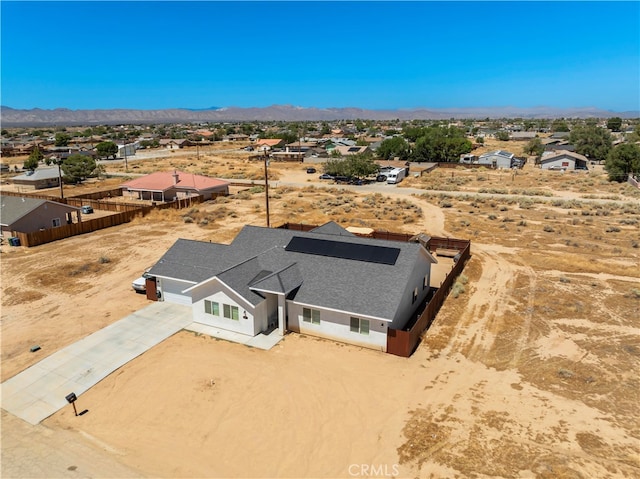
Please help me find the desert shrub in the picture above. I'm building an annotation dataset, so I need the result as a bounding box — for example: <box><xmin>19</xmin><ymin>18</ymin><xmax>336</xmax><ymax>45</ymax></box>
<box><xmin>543</xmin><ymin>225</ymin><xmax>554</xmax><ymax>233</ymax></box>
<box><xmin>488</xmin><ymin>214</ymin><xmax>497</xmax><ymax>220</ymax></box>
<box><xmin>440</xmin><ymin>201</ymin><xmax>453</xmax><ymax>208</ymax></box>
<box><xmin>183</xmin><ymin>216</ymin><xmax>194</xmax><ymax>223</ymax></box>
<box><xmin>98</xmin><ymin>256</ymin><xmax>111</xmax><ymax>264</ymax></box>
<box><xmin>518</xmin><ymin>220</ymin><xmax>527</xmax><ymax>227</ymax></box>
<box><xmin>605</xmin><ymin>226</ymin><xmax>621</xmax><ymax>233</ymax></box>
<box><xmin>558</xmin><ymin>369</ymin><xmax>574</xmax><ymax>379</ymax></box>
<box><xmin>559</xmin><ymin>276</ymin><xmax>571</xmax><ymax>283</ymax></box>
<box><xmin>451</xmin><ymin>282</ymin><xmax>465</xmax><ymax>298</ymax></box>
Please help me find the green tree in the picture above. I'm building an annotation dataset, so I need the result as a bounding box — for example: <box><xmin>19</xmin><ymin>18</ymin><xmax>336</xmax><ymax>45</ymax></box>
<box><xmin>411</xmin><ymin>126</ymin><xmax>472</xmax><ymax>163</ymax></box>
<box><xmin>60</xmin><ymin>154</ymin><xmax>97</xmax><ymax>184</ymax></box>
<box><xmin>54</xmin><ymin>132</ymin><xmax>70</xmax><ymax>147</ymax></box>
<box><xmin>475</xmin><ymin>136</ymin><xmax>484</xmax><ymax>144</ymax></box>
<box><xmin>495</xmin><ymin>130</ymin><xmax>510</xmax><ymax>141</ymax></box>
<box><xmin>96</xmin><ymin>141</ymin><xmax>118</xmax><ymax>159</ymax></box>
<box><xmin>606</xmin><ymin>117</ymin><xmax>623</xmax><ymax>132</ymax></box>
<box><xmin>24</xmin><ymin>146</ymin><xmax>43</xmax><ymax>171</ymax></box>
<box><xmin>569</xmin><ymin>125</ymin><xmax>613</xmax><ymax>162</ymax></box>
<box><xmin>323</xmin><ymin>153</ymin><xmax>378</xmax><ymax>178</ymax></box>
<box><xmin>551</xmin><ymin>119</ymin><xmax>570</xmax><ymax>132</ymax></box>
<box><xmin>523</xmin><ymin>137</ymin><xmax>544</xmax><ymax>157</ymax></box>
<box><xmin>377</xmin><ymin>136</ymin><xmax>411</xmax><ymax>161</ymax></box>
<box><xmin>605</xmin><ymin>143</ymin><xmax>640</xmax><ymax>182</ymax></box>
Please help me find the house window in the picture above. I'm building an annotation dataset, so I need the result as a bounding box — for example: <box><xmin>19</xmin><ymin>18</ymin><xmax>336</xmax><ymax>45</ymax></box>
<box><xmin>423</xmin><ymin>274</ymin><xmax>429</xmax><ymax>290</ymax></box>
<box><xmin>223</xmin><ymin>304</ymin><xmax>239</xmax><ymax>320</ymax></box>
<box><xmin>52</xmin><ymin>218</ymin><xmax>61</xmax><ymax>227</ymax></box>
<box><xmin>412</xmin><ymin>287</ymin><xmax>418</xmax><ymax>304</ymax></box>
<box><xmin>350</xmin><ymin>317</ymin><xmax>369</xmax><ymax>335</ymax></box>
<box><xmin>204</xmin><ymin>300</ymin><xmax>219</xmax><ymax>316</ymax></box>
<box><xmin>302</xmin><ymin>307</ymin><xmax>320</xmax><ymax>324</ymax></box>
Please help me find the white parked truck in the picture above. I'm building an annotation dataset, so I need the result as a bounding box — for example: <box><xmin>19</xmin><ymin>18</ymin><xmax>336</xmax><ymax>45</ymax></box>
<box><xmin>386</xmin><ymin>167</ymin><xmax>406</xmax><ymax>184</ymax></box>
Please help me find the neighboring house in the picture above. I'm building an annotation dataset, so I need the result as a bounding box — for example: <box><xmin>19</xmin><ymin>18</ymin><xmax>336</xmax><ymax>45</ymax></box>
<box><xmin>148</xmin><ymin>222</ymin><xmax>437</xmax><ymax>352</ymax></box>
<box><xmin>117</xmin><ymin>142</ymin><xmax>139</xmax><ymax>157</ymax></box>
<box><xmin>540</xmin><ymin>151</ymin><xmax>589</xmax><ymax>170</ymax></box>
<box><xmin>333</xmin><ymin>145</ymin><xmax>370</xmax><ymax>156</ymax></box>
<box><xmin>120</xmin><ymin>170</ymin><xmax>229</xmax><ymax>202</ymax></box>
<box><xmin>477</xmin><ymin>150</ymin><xmax>515</xmax><ymax>169</ymax></box>
<box><xmin>509</xmin><ymin>132</ymin><xmax>537</xmax><ymax>141</ymax></box>
<box><xmin>159</xmin><ymin>139</ymin><xmax>191</xmax><ymax>149</ymax></box>
<box><xmin>254</xmin><ymin>139</ymin><xmax>285</xmax><ymax>151</ymax></box>
<box><xmin>0</xmin><ymin>195</ymin><xmax>80</xmax><ymax>234</ymax></box>
<box><xmin>12</xmin><ymin>168</ymin><xmax>63</xmax><ymax>190</ymax></box>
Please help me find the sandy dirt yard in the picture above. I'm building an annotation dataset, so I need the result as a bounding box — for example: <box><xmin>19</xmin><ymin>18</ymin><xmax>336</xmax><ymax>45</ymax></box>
<box><xmin>1</xmin><ymin>149</ymin><xmax>639</xmax><ymax>478</ymax></box>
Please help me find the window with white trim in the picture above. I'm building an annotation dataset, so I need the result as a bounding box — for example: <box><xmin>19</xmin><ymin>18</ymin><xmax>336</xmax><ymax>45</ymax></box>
<box><xmin>52</xmin><ymin>218</ymin><xmax>61</xmax><ymax>227</ymax></box>
<box><xmin>423</xmin><ymin>274</ymin><xmax>429</xmax><ymax>289</ymax></box>
<box><xmin>302</xmin><ymin>307</ymin><xmax>320</xmax><ymax>324</ymax></box>
<box><xmin>223</xmin><ymin>304</ymin><xmax>239</xmax><ymax>320</ymax></box>
<box><xmin>350</xmin><ymin>317</ymin><xmax>369</xmax><ymax>335</ymax></box>
<box><xmin>412</xmin><ymin>287</ymin><xmax>418</xmax><ymax>304</ymax></box>
<box><xmin>204</xmin><ymin>300</ymin><xmax>219</xmax><ymax>316</ymax></box>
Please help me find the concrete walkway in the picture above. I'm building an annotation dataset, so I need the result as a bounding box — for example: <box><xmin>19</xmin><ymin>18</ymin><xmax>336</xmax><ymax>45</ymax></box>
<box><xmin>1</xmin><ymin>302</ymin><xmax>192</xmax><ymax>425</ymax></box>
<box><xmin>185</xmin><ymin>322</ymin><xmax>283</xmax><ymax>350</ymax></box>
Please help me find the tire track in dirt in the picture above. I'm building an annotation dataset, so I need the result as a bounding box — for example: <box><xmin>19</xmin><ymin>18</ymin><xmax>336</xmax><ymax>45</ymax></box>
<box><xmin>440</xmin><ymin>243</ymin><xmax>532</xmax><ymax>363</ymax></box>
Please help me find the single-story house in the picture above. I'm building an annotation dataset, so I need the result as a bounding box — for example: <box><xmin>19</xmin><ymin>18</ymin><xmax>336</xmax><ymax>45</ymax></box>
<box><xmin>159</xmin><ymin>139</ymin><xmax>192</xmax><ymax>149</ymax></box>
<box><xmin>254</xmin><ymin>139</ymin><xmax>285</xmax><ymax>151</ymax></box>
<box><xmin>0</xmin><ymin>195</ymin><xmax>80</xmax><ymax>234</ymax></box>
<box><xmin>540</xmin><ymin>151</ymin><xmax>589</xmax><ymax>170</ymax></box>
<box><xmin>509</xmin><ymin>132</ymin><xmax>538</xmax><ymax>141</ymax></box>
<box><xmin>148</xmin><ymin>222</ymin><xmax>437</xmax><ymax>351</ymax></box>
<box><xmin>477</xmin><ymin>150</ymin><xmax>515</xmax><ymax>169</ymax></box>
<box><xmin>333</xmin><ymin>145</ymin><xmax>370</xmax><ymax>156</ymax></box>
<box><xmin>120</xmin><ymin>170</ymin><xmax>229</xmax><ymax>202</ymax></box>
<box><xmin>12</xmin><ymin>168</ymin><xmax>63</xmax><ymax>190</ymax></box>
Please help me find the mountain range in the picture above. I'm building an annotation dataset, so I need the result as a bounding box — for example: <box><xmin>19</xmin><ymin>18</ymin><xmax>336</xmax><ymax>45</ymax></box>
<box><xmin>1</xmin><ymin>105</ymin><xmax>637</xmax><ymax>127</ymax></box>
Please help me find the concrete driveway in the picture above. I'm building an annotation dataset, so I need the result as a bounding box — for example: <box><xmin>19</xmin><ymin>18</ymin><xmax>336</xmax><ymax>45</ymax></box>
<box><xmin>1</xmin><ymin>302</ymin><xmax>191</xmax><ymax>425</ymax></box>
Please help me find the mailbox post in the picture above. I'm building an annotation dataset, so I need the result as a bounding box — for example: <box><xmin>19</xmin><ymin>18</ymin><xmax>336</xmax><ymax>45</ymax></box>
<box><xmin>65</xmin><ymin>392</ymin><xmax>78</xmax><ymax>416</ymax></box>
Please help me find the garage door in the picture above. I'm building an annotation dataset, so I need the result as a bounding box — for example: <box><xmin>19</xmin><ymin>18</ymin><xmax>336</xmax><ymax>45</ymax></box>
<box><xmin>160</xmin><ymin>278</ymin><xmax>194</xmax><ymax>306</ymax></box>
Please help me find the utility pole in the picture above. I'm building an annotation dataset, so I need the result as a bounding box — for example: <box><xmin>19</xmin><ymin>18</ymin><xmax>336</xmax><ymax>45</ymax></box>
<box><xmin>264</xmin><ymin>150</ymin><xmax>270</xmax><ymax>228</ymax></box>
<box><xmin>123</xmin><ymin>135</ymin><xmax>128</xmax><ymax>172</ymax></box>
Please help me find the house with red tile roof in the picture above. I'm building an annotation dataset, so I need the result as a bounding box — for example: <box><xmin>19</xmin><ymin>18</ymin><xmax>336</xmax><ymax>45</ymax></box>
<box><xmin>120</xmin><ymin>170</ymin><xmax>229</xmax><ymax>202</ymax></box>
<box><xmin>254</xmin><ymin>138</ymin><xmax>285</xmax><ymax>150</ymax></box>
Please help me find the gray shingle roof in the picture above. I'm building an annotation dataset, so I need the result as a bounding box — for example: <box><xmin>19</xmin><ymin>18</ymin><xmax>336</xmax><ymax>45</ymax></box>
<box><xmin>12</xmin><ymin>168</ymin><xmax>63</xmax><ymax>181</ymax></box>
<box><xmin>151</xmin><ymin>223</ymin><xmax>433</xmax><ymax>320</ymax></box>
<box><xmin>0</xmin><ymin>195</ymin><xmax>77</xmax><ymax>227</ymax></box>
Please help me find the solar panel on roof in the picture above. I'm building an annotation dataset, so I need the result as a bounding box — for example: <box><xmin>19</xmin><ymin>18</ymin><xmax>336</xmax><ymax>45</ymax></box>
<box><xmin>285</xmin><ymin>236</ymin><xmax>400</xmax><ymax>265</ymax></box>
<box><xmin>348</xmin><ymin>147</ymin><xmax>360</xmax><ymax>152</ymax></box>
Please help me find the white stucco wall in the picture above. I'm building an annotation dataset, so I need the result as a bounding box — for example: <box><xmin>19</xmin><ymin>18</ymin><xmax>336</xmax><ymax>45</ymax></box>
<box><xmin>189</xmin><ymin>278</ymin><xmax>266</xmax><ymax>336</ymax></box>
<box><xmin>541</xmin><ymin>157</ymin><xmax>575</xmax><ymax>170</ymax></box>
<box><xmin>287</xmin><ymin>302</ymin><xmax>388</xmax><ymax>351</ymax></box>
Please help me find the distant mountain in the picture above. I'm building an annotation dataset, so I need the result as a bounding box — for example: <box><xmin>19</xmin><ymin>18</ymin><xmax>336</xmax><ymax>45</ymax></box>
<box><xmin>1</xmin><ymin>105</ymin><xmax>637</xmax><ymax>127</ymax></box>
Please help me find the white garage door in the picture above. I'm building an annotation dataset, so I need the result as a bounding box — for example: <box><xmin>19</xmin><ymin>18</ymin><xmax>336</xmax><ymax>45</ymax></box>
<box><xmin>160</xmin><ymin>278</ymin><xmax>194</xmax><ymax>305</ymax></box>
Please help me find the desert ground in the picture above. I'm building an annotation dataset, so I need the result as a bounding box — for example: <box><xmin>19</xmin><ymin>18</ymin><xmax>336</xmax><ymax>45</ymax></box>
<box><xmin>1</xmin><ymin>139</ymin><xmax>639</xmax><ymax>478</ymax></box>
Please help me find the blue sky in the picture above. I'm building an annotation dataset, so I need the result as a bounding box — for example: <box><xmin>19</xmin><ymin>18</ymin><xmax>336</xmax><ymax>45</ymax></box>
<box><xmin>1</xmin><ymin>1</ymin><xmax>639</xmax><ymax>111</ymax></box>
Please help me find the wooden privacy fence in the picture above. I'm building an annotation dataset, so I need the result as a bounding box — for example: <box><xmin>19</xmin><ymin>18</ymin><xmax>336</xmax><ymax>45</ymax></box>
<box><xmin>3</xmin><ymin>189</ymin><xmax>212</xmax><ymax>247</ymax></box>
<box><xmin>13</xmin><ymin>208</ymin><xmax>151</xmax><ymax>247</ymax></box>
<box><xmin>277</xmin><ymin>223</ymin><xmax>471</xmax><ymax>357</ymax></box>
<box><xmin>277</xmin><ymin>223</ymin><xmax>414</xmax><ymax>242</ymax></box>
<box><xmin>386</xmin><ymin>238</ymin><xmax>471</xmax><ymax>357</ymax></box>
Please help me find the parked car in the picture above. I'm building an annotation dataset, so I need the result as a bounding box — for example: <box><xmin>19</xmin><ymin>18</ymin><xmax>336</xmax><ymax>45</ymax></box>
<box><xmin>376</xmin><ymin>174</ymin><xmax>388</xmax><ymax>182</ymax></box>
<box><xmin>548</xmin><ymin>166</ymin><xmax>566</xmax><ymax>171</ymax></box>
<box><xmin>132</xmin><ymin>271</ymin><xmax>152</xmax><ymax>293</ymax></box>
<box><xmin>319</xmin><ymin>173</ymin><xmax>334</xmax><ymax>180</ymax></box>
<box><xmin>81</xmin><ymin>205</ymin><xmax>94</xmax><ymax>214</ymax></box>
<box><xmin>334</xmin><ymin>175</ymin><xmax>350</xmax><ymax>183</ymax></box>
<box><xmin>349</xmin><ymin>178</ymin><xmax>363</xmax><ymax>185</ymax></box>
<box><xmin>306</xmin><ymin>167</ymin><xmax>317</xmax><ymax>174</ymax></box>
